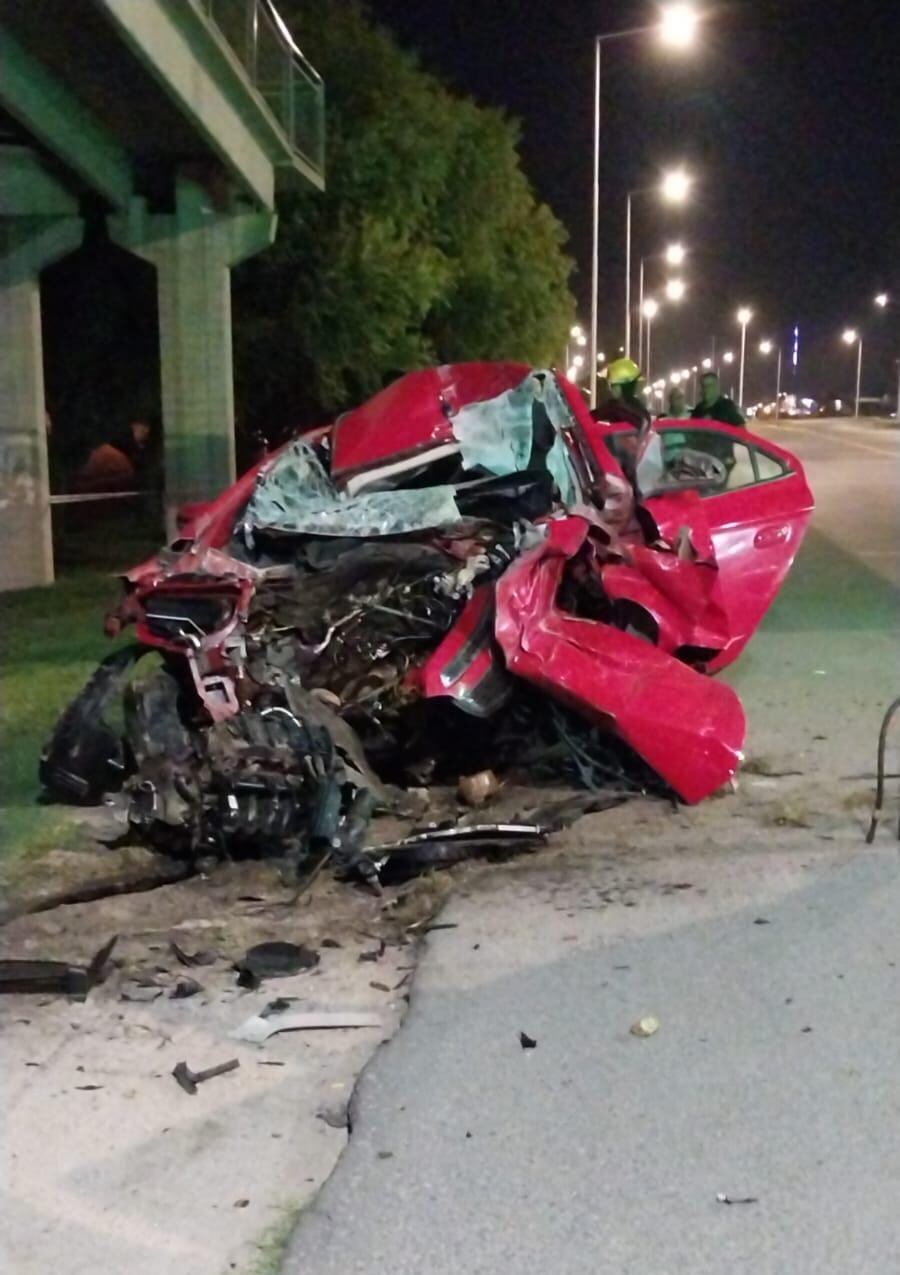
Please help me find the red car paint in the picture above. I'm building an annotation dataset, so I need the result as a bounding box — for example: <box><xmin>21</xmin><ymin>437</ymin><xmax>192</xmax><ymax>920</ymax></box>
<box><xmin>107</xmin><ymin>366</ymin><xmax>813</xmax><ymax>803</ymax></box>
<box><xmin>492</xmin><ymin>518</ymin><xmax>747</xmax><ymax>804</ymax></box>
<box><xmin>331</xmin><ymin>362</ymin><xmax>531</xmax><ymax>482</ymax></box>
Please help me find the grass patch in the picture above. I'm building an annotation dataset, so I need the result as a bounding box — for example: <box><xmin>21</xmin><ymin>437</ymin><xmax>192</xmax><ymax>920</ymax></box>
<box><xmin>235</xmin><ymin>1200</ymin><xmax>304</xmax><ymax>1275</ymax></box>
<box><xmin>0</xmin><ymin>570</ymin><xmax>124</xmax><ymax>861</ymax></box>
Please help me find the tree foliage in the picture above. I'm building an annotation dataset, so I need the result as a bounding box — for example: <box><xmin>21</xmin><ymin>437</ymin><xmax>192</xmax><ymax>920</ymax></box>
<box><xmin>233</xmin><ymin>1</ymin><xmax>575</xmax><ymax>432</ymax></box>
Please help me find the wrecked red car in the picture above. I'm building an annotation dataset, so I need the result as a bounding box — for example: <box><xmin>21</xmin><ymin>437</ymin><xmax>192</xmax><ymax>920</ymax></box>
<box><xmin>41</xmin><ymin>363</ymin><xmax>813</xmax><ymax>872</ymax></box>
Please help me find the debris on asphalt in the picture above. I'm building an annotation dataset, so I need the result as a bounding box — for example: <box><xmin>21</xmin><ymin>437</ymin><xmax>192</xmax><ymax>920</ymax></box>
<box><xmin>518</xmin><ymin>1030</ymin><xmax>538</xmax><ymax>1050</ymax></box>
<box><xmin>120</xmin><ymin>983</ymin><xmax>163</xmax><ymax>1003</ymax></box>
<box><xmin>458</xmin><ymin>770</ymin><xmax>501</xmax><ymax>807</ymax></box>
<box><xmin>0</xmin><ymin>935</ymin><xmax>117</xmax><ymax>1000</ymax></box>
<box><xmin>716</xmin><ymin>1193</ymin><xmax>759</xmax><ymax>1206</ymax></box>
<box><xmin>370</xmin><ymin>822</ymin><xmax>548</xmax><ymax>886</ymax></box>
<box><xmin>629</xmin><ymin>1016</ymin><xmax>660</xmax><ymax>1038</ymax></box>
<box><xmin>234</xmin><ymin>941</ymin><xmax>320</xmax><ymax>985</ymax></box>
<box><xmin>753</xmin><ymin>918</ymin><xmax>771</xmax><ymax>926</ymax></box>
<box><xmin>39</xmin><ymin>364</ymin><xmax>814</xmax><ymax>887</ymax></box>
<box><xmin>172</xmin><ymin>1057</ymin><xmax>240</xmax><ymax>1095</ymax></box>
<box><xmin>169</xmin><ymin>977</ymin><xmax>203</xmax><ymax>999</ymax></box>
<box><xmin>231</xmin><ymin>1011</ymin><xmax>382</xmax><ymax>1045</ymax></box>
<box><xmin>261</xmin><ymin>997</ymin><xmax>298</xmax><ymax>1016</ymax></box>
<box><xmin>369</xmin><ymin>981</ymin><xmax>390</xmax><ymax>992</ymax></box>
<box><xmin>317</xmin><ymin>1104</ymin><xmax>350</xmax><ymax>1130</ymax></box>
<box><xmin>169</xmin><ymin>941</ymin><xmax>217</xmax><ymax>967</ymax></box>
<box><xmin>358</xmin><ymin>940</ymin><xmax>386</xmax><ymax>963</ymax></box>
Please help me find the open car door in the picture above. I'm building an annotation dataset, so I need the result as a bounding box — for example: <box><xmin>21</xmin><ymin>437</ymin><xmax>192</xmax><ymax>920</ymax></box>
<box><xmin>647</xmin><ymin>421</ymin><xmax>814</xmax><ymax>669</ymax></box>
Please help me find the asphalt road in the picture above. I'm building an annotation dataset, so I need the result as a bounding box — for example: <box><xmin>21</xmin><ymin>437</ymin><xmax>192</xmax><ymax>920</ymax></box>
<box><xmin>758</xmin><ymin>417</ymin><xmax>900</xmax><ymax>586</ymax></box>
<box><xmin>286</xmin><ymin>418</ymin><xmax>900</xmax><ymax>1275</ymax></box>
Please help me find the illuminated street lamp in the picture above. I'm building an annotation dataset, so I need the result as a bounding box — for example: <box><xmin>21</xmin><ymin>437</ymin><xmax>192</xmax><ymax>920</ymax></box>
<box><xmin>660</xmin><ymin>168</ymin><xmax>692</xmax><ymax>204</ymax></box>
<box><xmin>642</xmin><ymin>297</ymin><xmax>660</xmax><ymax>383</ymax></box>
<box><xmin>759</xmin><ymin>339</ymin><xmax>783</xmax><ymax>421</ymax></box>
<box><xmin>665</xmin><ymin>241</ymin><xmax>687</xmax><ymax>267</ymax></box>
<box><xmin>625</xmin><ymin>171</ymin><xmax>693</xmax><ymax>368</ymax></box>
<box><xmin>872</xmin><ymin>295</ymin><xmax>900</xmax><ymax>416</ymax></box>
<box><xmin>665</xmin><ymin>278</ymin><xmax>687</xmax><ymax>303</ymax></box>
<box><xmin>842</xmin><ymin>328</ymin><xmax>863</xmax><ymax>418</ymax></box>
<box><xmin>590</xmin><ymin>8</ymin><xmax>701</xmax><ymax>406</ymax></box>
<box><xmin>670</xmin><ymin>371</ymin><xmax>682</xmax><ymax>385</ymax></box>
<box><xmin>566</xmin><ymin>325</ymin><xmax>587</xmax><ymax>368</ymax></box>
<box><xmin>736</xmin><ymin>307</ymin><xmax>753</xmax><ymax>407</ymax></box>
<box><xmin>659</xmin><ymin>3</ymin><xmax>702</xmax><ymax>47</ymax></box>
<box><xmin>701</xmin><ymin>356</ymin><xmax>713</xmax><ymax>370</ymax></box>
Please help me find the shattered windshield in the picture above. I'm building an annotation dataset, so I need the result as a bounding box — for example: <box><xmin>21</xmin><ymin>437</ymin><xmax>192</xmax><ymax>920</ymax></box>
<box><xmin>243</xmin><ymin>371</ymin><xmax>580</xmax><ymax>541</ymax></box>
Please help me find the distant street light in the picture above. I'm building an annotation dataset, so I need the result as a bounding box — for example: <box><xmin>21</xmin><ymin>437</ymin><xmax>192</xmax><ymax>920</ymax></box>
<box><xmin>842</xmin><ymin>328</ymin><xmax>863</xmax><ymax>417</ymax></box>
<box><xmin>625</xmin><ymin>172</ymin><xmax>693</xmax><ymax>365</ymax></box>
<box><xmin>573</xmin><ymin>353</ymin><xmax>585</xmax><ymax>368</ymax></box>
<box><xmin>566</xmin><ymin>325</ymin><xmax>587</xmax><ymax>368</ymax></box>
<box><xmin>872</xmin><ymin>294</ymin><xmax>900</xmax><ymax>416</ymax></box>
<box><xmin>701</xmin><ymin>356</ymin><xmax>713</xmax><ymax>370</ymax></box>
<box><xmin>665</xmin><ymin>278</ymin><xmax>687</xmax><ymax>303</ymax></box>
<box><xmin>642</xmin><ymin>297</ymin><xmax>660</xmax><ymax>383</ymax></box>
<box><xmin>670</xmin><ymin>371</ymin><xmax>682</xmax><ymax>385</ymax></box>
<box><xmin>736</xmin><ymin>308</ymin><xmax>753</xmax><ymax>407</ymax></box>
<box><xmin>590</xmin><ymin>8</ymin><xmax>701</xmax><ymax>405</ymax></box>
<box><xmin>758</xmin><ymin>339</ymin><xmax>783</xmax><ymax>421</ymax></box>
<box><xmin>722</xmin><ymin>350</ymin><xmax>735</xmax><ymax>364</ymax></box>
<box><xmin>638</xmin><ymin>241</ymin><xmax>689</xmax><ymax>365</ymax></box>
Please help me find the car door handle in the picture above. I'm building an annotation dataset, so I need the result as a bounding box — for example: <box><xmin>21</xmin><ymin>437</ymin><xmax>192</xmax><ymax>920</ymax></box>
<box><xmin>754</xmin><ymin>525</ymin><xmax>790</xmax><ymax>549</ymax></box>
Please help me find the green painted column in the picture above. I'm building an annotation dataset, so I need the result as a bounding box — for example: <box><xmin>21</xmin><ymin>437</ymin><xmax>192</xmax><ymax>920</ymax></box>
<box><xmin>111</xmin><ymin>177</ymin><xmax>275</xmax><ymax>533</ymax></box>
<box><xmin>0</xmin><ymin>214</ymin><xmax>82</xmax><ymax>591</ymax></box>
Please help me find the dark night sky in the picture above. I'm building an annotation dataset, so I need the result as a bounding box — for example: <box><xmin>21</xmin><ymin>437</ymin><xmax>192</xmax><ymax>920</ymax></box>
<box><xmin>367</xmin><ymin>0</ymin><xmax>900</xmax><ymax>403</ymax></box>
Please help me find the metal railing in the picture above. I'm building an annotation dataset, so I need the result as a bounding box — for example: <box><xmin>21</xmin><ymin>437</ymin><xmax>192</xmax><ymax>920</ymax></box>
<box><xmin>202</xmin><ymin>0</ymin><xmax>324</xmax><ymax>178</ymax></box>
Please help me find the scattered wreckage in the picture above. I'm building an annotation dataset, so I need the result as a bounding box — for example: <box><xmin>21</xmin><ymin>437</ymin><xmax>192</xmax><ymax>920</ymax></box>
<box><xmin>41</xmin><ymin>363</ymin><xmax>814</xmax><ymax>881</ymax></box>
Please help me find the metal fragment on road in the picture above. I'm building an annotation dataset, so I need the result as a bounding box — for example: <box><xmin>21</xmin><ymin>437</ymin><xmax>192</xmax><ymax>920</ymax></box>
<box><xmin>518</xmin><ymin>1030</ymin><xmax>538</xmax><ymax>1050</ymax></box>
<box><xmin>716</xmin><ymin>1193</ymin><xmax>759</xmax><ymax>1205</ymax></box>
<box><xmin>231</xmin><ymin>1011</ymin><xmax>383</xmax><ymax>1045</ymax></box>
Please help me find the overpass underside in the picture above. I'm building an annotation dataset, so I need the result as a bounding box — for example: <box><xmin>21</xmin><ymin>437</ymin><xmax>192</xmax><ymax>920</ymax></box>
<box><xmin>0</xmin><ymin>0</ymin><xmax>324</xmax><ymax>588</ymax></box>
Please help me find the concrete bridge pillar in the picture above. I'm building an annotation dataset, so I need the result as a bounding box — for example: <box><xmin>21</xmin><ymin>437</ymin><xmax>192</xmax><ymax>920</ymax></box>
<box><xmin>112</xmin><ymin>176</ymin><xmax>275</xmax><ymax>536</ymax></box>
<box><xmin>0</xmin><ymin>149</ymin><xmax>82</xmax><ymax>589</ymax></box>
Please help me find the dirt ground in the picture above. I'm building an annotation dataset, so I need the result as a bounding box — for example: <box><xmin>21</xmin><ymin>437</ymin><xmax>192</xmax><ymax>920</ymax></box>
<box><xmin>0</xmin><ymin>763</ymin><xmax>879</xmax><ymax>1275</ymax></box>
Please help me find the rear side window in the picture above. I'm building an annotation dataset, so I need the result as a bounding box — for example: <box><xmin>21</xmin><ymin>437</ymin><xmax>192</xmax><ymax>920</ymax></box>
<box><xmin>661</xmin><ymin>429</ymin><xmax>788</xmax><ymax>494</ymax></box>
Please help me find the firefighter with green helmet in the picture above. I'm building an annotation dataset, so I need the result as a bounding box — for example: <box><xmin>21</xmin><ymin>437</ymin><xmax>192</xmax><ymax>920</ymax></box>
<box><xmin>591</xmin><ymin>357</ymin><xmax>651</xmax><ymax>431</ymax></box>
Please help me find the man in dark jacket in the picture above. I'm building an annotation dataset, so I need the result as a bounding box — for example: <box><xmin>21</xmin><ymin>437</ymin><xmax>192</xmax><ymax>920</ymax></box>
<box><xmin>692</xmin><ymin>371</ymin><xmax>745</xmax><ymax>425</ymax></box>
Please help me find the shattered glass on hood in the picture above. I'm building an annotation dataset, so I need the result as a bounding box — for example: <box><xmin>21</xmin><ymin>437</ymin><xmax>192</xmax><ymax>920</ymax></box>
<box><xmin>244</xmin><ymin>440</ymin><xmax>461</xmax><ymax>538</ymax></box>
<box><xmin>451</xmin><ymin>371</ymin><xmax>578</xmax><ymax>506</ymax></box>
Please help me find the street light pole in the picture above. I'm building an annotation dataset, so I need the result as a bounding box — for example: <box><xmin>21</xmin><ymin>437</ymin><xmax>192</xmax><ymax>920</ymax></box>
<box><xmin>637</xmin><ymin>256</ymin><xmax>645</xmax><ymax>366</ymax></box>
<box><xmin>589</xmin><ymin>8</ymin><xmax>701</xmax><ymax>407</ymax></box>
<box><xmin>774</xmin><ymin>346</ymin><xmax>783</xmax><ymax>420</ymax></box>
<box><xmin>589</xmin><ymin>36</ymin><xmax>601</xmax><ymax>409</ymax></box>
<box><xmin>737</xmin><ymin>308</ymin><xmax>753</xmax><ymax>407</ymax></box>
<box><xmin>842</xmin><ymin>328</ymin><xmax>863</xmax><ymax>418</ymax></box>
